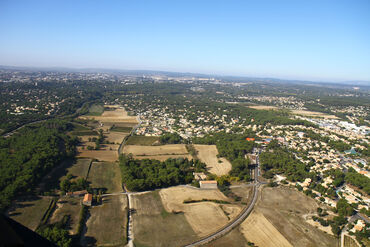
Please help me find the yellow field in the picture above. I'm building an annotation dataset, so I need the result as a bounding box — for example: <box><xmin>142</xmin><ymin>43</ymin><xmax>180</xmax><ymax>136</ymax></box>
<box><xmin>133</xmin><ymin>154</ymin><xmax>193</xmax><ymax>161</ymax></box>
<box><xmin>159</xmin><ymin>186</ymin><xmax>240</xmax><ymax>237</ymax></box>
<box><xmin>105</xmin><ymin>131</ymin><xmax>128</xmax><ymax>144</ymax></box>
<box><xmin>193</xmin><ymin>145</ymin><xmax>232</xmax><ymax>176</ymax></box>
<box><xmin>80</xmin><ymin>107</ymin><xmax>138</xmax><ymax>123</ymax></box>
<box><xmin>76</xmin><ymin>149</ymin><xmax>118</xmax><ymax>162</ymax></box>
<box><xmin>240</xmin><ymin>210</ymin><xmax>293</xmax><ymax>247</ymax></box>
<box><xmin>249</xmin><ymin>105</ymin><xmax>278</xmax><ymax>110</ymax></box>
<box><xmin>123</xmin><ymin>144</ymin><xmax>188</xmax><ymax>156</ymax></box>
<box><xmin>291</xmin><ymin>109</ymin><xmax>338</xmax><ymax>119</ymax></box>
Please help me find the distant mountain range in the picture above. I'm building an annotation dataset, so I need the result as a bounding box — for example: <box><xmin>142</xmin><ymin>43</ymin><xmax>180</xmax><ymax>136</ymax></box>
<box><xmin>1</xmin><ymin>65</ymin><xmax>369</xmax><ymax>87</ymax></box>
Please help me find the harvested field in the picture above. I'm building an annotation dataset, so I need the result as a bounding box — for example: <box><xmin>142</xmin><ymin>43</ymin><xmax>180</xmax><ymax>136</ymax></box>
<box><xmin>132</xmin><ymin>192</ymin><xmax>197</xmax><ymax>247</ymax></box>
<box><xmin>80</xmin><ymin>108</ymin><xmax>138</xmax><ymax>123</ymax></box>
<box><xmin>193</xmin><ymin>145</ymin><xmax>232</xmax><ymax>176</ymax></box>
<box><xmin>249</xmin><ymin>105</ymin><xmax>278</xmax><ymax>110</ymax></box>
<box><xmin>204</xmin><ymin>227</ymin><xmax>247</xmax><ymax>247</ymax></box>
<box><xmin>105</xmin><ymin>131</ymin><xmax>128</xmax><ymax>144</ymax></box>
<box><xmin>87</xmin><ymin>162</ymin><xmax>122</xmax><ymax>193</ymax></box>
<box><xmin>125</xmin><ymin>136</ymin><xmax>159</xmax><ymax>145</ymax></box>
<box><xmin>7</xmin><ymin>196</ymin><xmax>52</xmax><ymax>231</ymax></box>
<box><xmin>77</xmin><ymin>149</ymin><xmax>118</xmax><ymax>162</ymax></box>
<box><xmin>159</xmin><ymin>186</ymin><xmax>240</xmax><ymax>237</ymax></box>
<box><xmin>344</xmin><ymin>235</ymin><xmax>359</xmax><ymax>247</ymax></box>
<box><xmin>59</xmin><ymin>158</ymin><xmax>92</xmax><ymax>182</ymax></box>
<box><xmin>110</xmin><ymin>126</ymin><xmax>132</xmax><ymax>132</ymax></box>
<box><xmin>240</xmin><ymin>210</ymin><xmax>293</xmax><ymax>247</ymax></box>
<box><xmin>133</xmin><ymin>154</ymin><xmax>193</xmax><ymax>161</ymax></box>
<box><xmin>82</xmin><ymin>195</ymin><xmax>127</xmax><ymax>246</ymax></box>
<box><xmin>49</xmin><ymin>197</ymin><xmax>81</xmax><ymax>234</ymax></box>
<box><xmin>291</xmin><ymin>109</ymin><xmax>338</xmax><ymax>119</ymax></box>
<box><xmin>257</xmin><ymin>186</ymin><xmax>337</xmax><ymax>247</ymax></box>
<box><xmin>123</xmin><ymin>144</ymin><xmax>188</xmax><ymax>156</ymax></box>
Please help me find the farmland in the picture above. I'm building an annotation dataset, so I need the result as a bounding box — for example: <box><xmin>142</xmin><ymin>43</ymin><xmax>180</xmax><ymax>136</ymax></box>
<box><xmin>87</xmin><ymin>162</ymin><xmax>123</xmax><ymax>193</ymax></box>
<box><xmin>122</xmin><ymin>144</ymin><xmax>193</xmax><ymax>161</ymax></box>
<box><xmin>7</xmin><ymin>196</ymin><xmax>52</xmax><ymax>231</ymax></box>
<box><xmin>49</xmin><ymin>197</ymin><xmax>81</xmax><ymax>235</ymax></box>
<box><xmin>159</xmin><ymin>186</ymin><xmax>242</xmax><ymax>237</ymax></box>
<box><xmin>193</xmin><ymin>144</ymin><xmax>232</xmax><ymax>176</ymax></box>
<box><xmin>125</xmin><ymin>135</ymin><xmax>160</xmax><ymax>145</ymax></box>
<box><xmin>131</xmin><ymin>191</ymin><xmax>197</xmax><ymax>247</ymax></box>
<box><xmin>80</xmin><ymin>107</ymin><xmax>138</xmax><ymax>124</ymax></box>
<box><xmin>82</xmin><ymin>195</ymin><xmax>128</xmax><ymax>246</ymax></box>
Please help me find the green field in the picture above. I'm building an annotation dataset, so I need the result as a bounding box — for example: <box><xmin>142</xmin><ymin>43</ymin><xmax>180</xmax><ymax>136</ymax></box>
<box><xmin>125</xmin><ymin>136</ymin><xmax>160</xmax><ymax>145</ymax></box>
<box><xmin>87</xmin><ymin>162</ymin><xmax>123</xmax><ymax>193</ymax></box>
<box><xmin>7</xmin><ymin>196</ymin><xmax>52</xmax><ymax>231</ymax></box>
<box><xmin>110</xmin><ymin>126</ymin><xmax>132</xmax><ymax>132</ymax></box>
<box><xmin>86</xmin><ymin>104</ymin><xmax>104</xmax><ymax>116</ymax></box>
<box><xmin>132</xmin><ymin>192</ymin><xmax>197</xmax><ymax>247</ymax></box>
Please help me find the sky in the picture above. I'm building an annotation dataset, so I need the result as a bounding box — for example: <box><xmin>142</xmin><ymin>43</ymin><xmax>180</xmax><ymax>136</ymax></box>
<box><xmin>0</xmin><ymin>0</ymin><xmax>369</xmax><ymax>82</ymax></box>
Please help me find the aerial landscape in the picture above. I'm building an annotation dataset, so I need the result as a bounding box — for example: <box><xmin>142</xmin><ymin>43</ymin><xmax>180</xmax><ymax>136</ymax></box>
<box><xmin>0</xmin><ymin>1</ymin><xmax>369</xmax><ymax>247</ymax></box>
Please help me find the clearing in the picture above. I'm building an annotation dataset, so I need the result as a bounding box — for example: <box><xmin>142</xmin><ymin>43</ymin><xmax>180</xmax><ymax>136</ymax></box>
<box><xmin>49</xmin><ymin>197</ymin><xmax>81</xmax><ymax>235</ymax></box>
<box><xmin>77</xmin><ymin>149</ymin><xmax>118</xmax><ymax>162</ymax></box>
<box><xmin>159</xmin><ymin>186</ymin><xmax>241</xmax><ymax>237</ymax></box>
<box><xmin>105</xmin><ymin>131</ymin><xmax>129</xmax><ymax>144</ymax></box>
<box><xmin>248</xmin><ymin>105</ymin><xmax>278</xmax><ymax>110</ymax></box>
<box><xmin>122</xmin><ymin>144</ymin><xmax>193</xmax><ymax>161</ymax></box>
<box><xmin>131</xmin><ymin>191</ymin><xmax>197</xmax><ymax>247</ymax></box>
<box><xmin>193</xmin><ymin>144</ymin><xmax>232</xmax><ymax>176</ymax></box>
<box><xmin>87</xmin><ymin>162</ymin><xmax>123</xmax><ymax>193</ymax></box>
<box><xmin>82</xmin><ymin>195</ymin><xmax>127</xmax><ymax>246</ymax></box>
<box><xmin>7</xmin><ymin>196</ymin><xmax>52</xmax><ymax>231</ymax></box>
<box><xmin>240</xmin><ymin>210</ymin><xmax>293</xmax><ymax>247</ymax></box>
<box><xmin>80</xmin><ymin>107</ymin><xmax>138</xmax><ymax>123</ymax></box>
<box><xmin>291</xmin><ymin>109</ymin><xmax>338</xmax><ymax>119</ymax></box>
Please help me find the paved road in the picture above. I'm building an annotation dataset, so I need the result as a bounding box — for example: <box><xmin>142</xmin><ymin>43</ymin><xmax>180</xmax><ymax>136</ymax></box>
<box><xmin>184</xmin><ymin>160</ymin><xmax>262</xmax><ymax>247</ymax></box>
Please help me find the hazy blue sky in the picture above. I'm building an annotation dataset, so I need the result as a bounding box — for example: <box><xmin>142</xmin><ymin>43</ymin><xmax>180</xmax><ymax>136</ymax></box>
<box><xmin>0</xmin><ymin>0</ymin><xmax>369</xmax><ymax>81</ymax></box>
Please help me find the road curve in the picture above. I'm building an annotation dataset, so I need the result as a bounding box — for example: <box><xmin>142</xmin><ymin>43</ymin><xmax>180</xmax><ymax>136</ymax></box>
<box><xmin>184</xmin><ymin>163</ymin><xmax>261</xmax><ymax>247</ymax></box>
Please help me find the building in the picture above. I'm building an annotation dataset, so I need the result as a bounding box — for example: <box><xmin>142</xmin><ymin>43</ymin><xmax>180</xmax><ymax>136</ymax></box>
<box><xmin>83</xmin><ymin>194</ymin><xmax>93</xmax><ymax>206</ymax></box>
<box><xmin>66</xmin><ymin>190</ymin><xmax>88</xmax><ymax>197</ymax></box>
<box><xmin>199</xmin><ymin>180</ymin><xmax>217</xmax><ymax>189</ymax></box>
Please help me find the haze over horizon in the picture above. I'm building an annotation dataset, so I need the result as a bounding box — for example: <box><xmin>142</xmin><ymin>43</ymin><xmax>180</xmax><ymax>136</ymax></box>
<box><xmin>1</xmin><ymin>0</ymin><xmax>369</xmax><ymax>82</ymax></box>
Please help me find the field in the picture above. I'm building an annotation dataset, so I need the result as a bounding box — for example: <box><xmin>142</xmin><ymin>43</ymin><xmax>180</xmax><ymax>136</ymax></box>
<box><xmin>105</xmin><ymin>131</ymin><xmax>129</xmax><ymax>144</ymax></box>
<box><xmin>125</xmin><ymin>136</ymin><xmax>160</xmax><ymax>145</ymax></box>
<box><xmin>255</xmin><ymin>186</ymin><xmax>337</xmax><ymax>247</ymax></box>
<box><xmin>80</xmin><ymin>107</ymin><xmax>138</xmax><ymax>123</ymax></box>
<box><xmin>133</xmin><ymin>154</ymin><xmax>193</xmax><ymax>161</ymax></box>
<box><xmin>82</xmin><ymin>195</ymin><xmax>128</xmax><ymax>246</ymax></box>
<box><xmin>49</xmin><ymin>197</ymin><xmax>81</xmax><ymax>235</ymax></box>
<box><xmin>248</xmin><ymin>105</ymin><xmax>278</xmax><ymax>110</ymax></box>
<box><xmin>76</xmin><ymin>149</ymin><xmax>118</xmax><ymax>162</ymax></box>
<box><xmin>291</xmin><ymin>109</ymin><xmax>338</xmax><ymax>119</ymax></box>
<box><xmin>193</xmin><ymin>144</ymin><xmax>232</xmax><ymax>176</ymax></box>
<box><xmin>110</xmin><ymin>126</ymin><xmax>132</xmax><ymax>132</ymax></box>
<box><xmin>122</xmin><ymin>144</ymin><xmax>194</xmax><ymax>161</ymax></box>
<box><xmin>86</xmin><ymin>104</ymin><xmax>104</xmax><ymax>116</ymax></box>
<box><xmin>87</xmin><ymin>162</ymin><xmax>123</xmax><ymax>193</ymax></box>
<box><xmin>204</xmin><ymin>227</ymin><xmax>247</xmax><ymax>247</ymax></box>
<box><xmin>131</xmin><ymin>191</ymin><xmax>197</xmax><ymax>247</ymax></box>
<box><xmin>7</xmin><ymin>196</ymin><xmax>52</xmax><ymax>231</ymax></box>
<box><xmin>159</xmin><ymin>186</ymin><xmax>241</xmax><ymax>237</ymax></box>
<box><xmin>344</xmin><ymin>235</ymin><xmax>360</xmax><ymax>247</ymax></box>
<box><xmin>240</xmin><ymin>210</ymin><xmax>293</xmax><ymax>247</ymax></box>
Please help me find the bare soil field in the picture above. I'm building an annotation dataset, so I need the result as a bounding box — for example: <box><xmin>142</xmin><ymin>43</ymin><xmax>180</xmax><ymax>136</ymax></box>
<box><xmin>256</xmin><ymin>186</ymin><xmax>337</xmax><ymax>247</ymax></box>
<box><xmin>82</xmin><ymin>195</ymin><xmax>127</xmax><ymax>246</ymax></box>
<box><xmin>105</xmin><ymin>131</ymin><xmax>129</xmax><ymax>144</ymax></box>
<box><xmin>49</xmin><ymin>197</ymin><xmax>81</xmax><ymax>235</ymax></box>
<box><xmin>159</xmin><ymin>186</ymin><xmax>240</xmax><ymax>237</ymax></box>
<box><xmin>87</xmin><ymin>162</ymin><xmax>122</xmax><ymax>193</ymax></box>
<box><xmin>240</xmin><ymin>210</ymin><xmax>293</xmax><ymax>247</ymax></box>
<box><xmin>77</xmin><ymin>149</ymin><xmax>118</xmax><ymax>162</ymax></box>
<box><xmin>133</xmin><ymin>154</ymin><xmax>193</xmax><ymax>161</ymax></box>
<box><xmin>204</xmin><ymin>227</ymin><xmax>248</xmax><ymax>247</ymax></box>
<box><xmin>123</xmin><ymin>144</ymin><xmax>188</xmax><ymax>156</ymax></box>
<box><xmin>131</xmin><ymin>191</ymin><xmax>197</xmax><ymax>247</ymax></box>
<box><xmin>291</xmin><ymin>109</ymin><xmax>338</xmax><ymax>119</ymax></box>
<box><xmin>80</xmin><ymin>108</ymin><xmax>138</xmax><ymax>123</ymax></box>
<box><xmin>7</xmin><ymin>196</ymin><xmax>52</xmax><ymax>231</ymax></box>
<box><xmin>249</xmin><ymin>105</ymin><xmax>278</xmax><ymax>110</ymax></box>
<box><xmin>193</xmin><ymin>144</ymin><xmax>232</xmax><ymax>176</ymax></box>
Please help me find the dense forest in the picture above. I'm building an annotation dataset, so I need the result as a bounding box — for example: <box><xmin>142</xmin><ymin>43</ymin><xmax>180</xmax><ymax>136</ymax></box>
<box><xmin>0</xmin><ymin>120</ymin><xmax>77</xmax><ymax>211</ymax></box>
<box><xmin>119</xmin><ymin>154</ymin><xmax>206</xmax><ymax>191</ymax></box>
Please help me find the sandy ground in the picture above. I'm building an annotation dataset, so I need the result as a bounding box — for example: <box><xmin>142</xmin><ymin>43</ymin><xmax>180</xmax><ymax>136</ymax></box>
<box><xmin>306</xmin><ymin>218</ymin><xmax>333</xmax><ymax>235</ymax></box>
<box><xmin>76</xmin><ymin>149</ymin><xmax>118</xmax><ymax>162</ymax></box>
<box><xmin>194</xmin><ymin>145</ymin><xmax>232</xmax><ymax>176</ymax></box>
<box><xmin>159</xmin><ymin>186</ymin><xmax>240</xmax><ymax>237</ymax></box>
<box><xmin>291</xmin><ymin>109</ymin><xmax>338</xmax><ymax>119</ymax></box>
<box><xmin>249</xmin><ymin>105</ymin><xmax>278</xmax><ymax>110</ymax></box>
<box><xmin>105</xmin><ymin>131</ymin><xmax>128</xmax><ymax>144</ymax></box>
<box><xmin>80</xmin><ymin>108</ymin><xmax>138</xmax><ymax>123</ymax></box>
<box><xmin>240</xmin><ymin>210</ymin><xmax>293</xmax><ymax>247</ymax></box>
<box><xmin>82</xmin><ymin>195</ymin><xmax>127</xmax><ymax>246</ymax></box>
<box><xmin>123</xmin><ymin>144</ymin><xmax>188</xmax><ymax>156</ymax></box>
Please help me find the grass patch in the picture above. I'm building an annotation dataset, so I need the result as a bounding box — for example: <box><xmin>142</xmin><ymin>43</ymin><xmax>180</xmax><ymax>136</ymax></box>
<box><xmin>125</xmin><ymin>136</ymin><xmax>160</xmax><ymax>145</ymax></box>
<box><xmin>70</xmin><ymin>123</ymin><xmax>90</xmax><ymax>131</ymax></box>
<box><xmin>86</xmin><ymin>104</ymin><xmax>104</xmax><ymax>116</ymax></box>
<box><xmin>87</xmin><ymin>162</ymin><xmax>123</xmax><ymax>193</ymax></box>
<box><xmin>110</xmin><ymin>126</ymin><xmax>132</xmax><ymax>132</ymax></box>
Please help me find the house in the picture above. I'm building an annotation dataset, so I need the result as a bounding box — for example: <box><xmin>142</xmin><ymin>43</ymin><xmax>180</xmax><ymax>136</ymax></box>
<box><xmin>66</xmin><ymin>190</ymin><xmax>88</xmax><ymax>197</ymax></box>
<box><xmin>246</xmin><ymin>137</ymin><xmax>255</xmax><ymax>141</ymax></box>
<box><xmin>199</xmin><ymin>180</ymin><xmax>217</xmax><ymax>189</ymax></box>
<box><xmin>83</xmin><ymin>194</ymin><xmax>93</xmax><ymax>206</ymax></box>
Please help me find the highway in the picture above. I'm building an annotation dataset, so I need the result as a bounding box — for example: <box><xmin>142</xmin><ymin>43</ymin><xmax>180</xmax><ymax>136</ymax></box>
<box><xmin>184</xmin><ymin>158</ymin><xmax>263</xmax><ymax>247</ymax></box>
